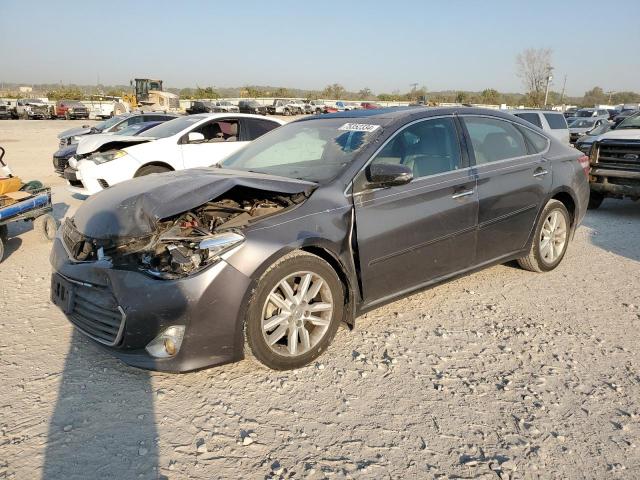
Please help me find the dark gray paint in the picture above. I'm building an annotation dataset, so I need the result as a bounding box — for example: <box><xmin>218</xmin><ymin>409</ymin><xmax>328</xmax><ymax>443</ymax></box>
<box><xmin>50</xmin><ymin>107</ymin><xmax>589</xmax><ymax>372</ymax></box>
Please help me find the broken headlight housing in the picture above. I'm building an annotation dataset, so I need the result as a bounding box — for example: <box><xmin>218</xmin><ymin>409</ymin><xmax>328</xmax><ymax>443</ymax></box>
<box><xmin>140</xmin><ymin>231</ymin><xmax>244</xmax><ymax>280</ymax></box>
<box><xmin>91</xmin><ymin>150</ymin><xmax>128</xmax><ymax>164</ymax></box>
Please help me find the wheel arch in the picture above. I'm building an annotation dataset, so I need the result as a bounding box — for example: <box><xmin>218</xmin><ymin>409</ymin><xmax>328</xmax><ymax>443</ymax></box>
<box><xmin>524</xmin><ymin>187</ymin><xmax>579</xmax><ymax>251</ymax></box>
<box><xmin>134</xmin><ymin>161</ymin><xmax>174</xmax><ymax>176</ymax></box>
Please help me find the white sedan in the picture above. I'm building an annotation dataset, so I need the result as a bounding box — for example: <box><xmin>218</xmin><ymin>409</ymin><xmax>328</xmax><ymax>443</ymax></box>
<box><xmin>66</xmin><ymin>113</ymin><xmax>285</xmax><ymax>195</ymax></box>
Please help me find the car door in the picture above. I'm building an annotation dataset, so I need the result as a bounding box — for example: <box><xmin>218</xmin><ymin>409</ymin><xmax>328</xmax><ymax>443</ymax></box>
<box><xmin>353</xmin><ymin>116</ymin><xmax>478</xmax><ymax>304</ymax></box>
<box><xmin>460</xmin><ymin>115</ymin><xmax>552</xmax><ymax>265</ymax></box>
<box><xmin>179</xmin><ymin>118</ymin><xmax>245</xmax><ymax>168</ymax></box>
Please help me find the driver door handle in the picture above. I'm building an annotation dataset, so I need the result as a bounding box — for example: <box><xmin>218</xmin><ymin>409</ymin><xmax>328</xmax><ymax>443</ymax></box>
<box><xmin>533</xmin><ymin>168</ymin><xmax>549</xmax><ymax>178</ymax></box>
<box><xmin>452</xmin><ymin>188</ymin><xmax>475</xmax><ymax>199</ymax></box>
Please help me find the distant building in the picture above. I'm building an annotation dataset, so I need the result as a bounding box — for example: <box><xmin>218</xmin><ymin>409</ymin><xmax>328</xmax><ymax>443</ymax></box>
<box><xmin>19</xmin><ymin>86</ymin><xmax>33</xmax><ymax>93</ymax></box>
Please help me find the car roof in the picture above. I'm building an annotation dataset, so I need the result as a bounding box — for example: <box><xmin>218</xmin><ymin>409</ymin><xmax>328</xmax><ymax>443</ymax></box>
<box><xmin>508</xmin><ymin>109</ymin><xmax>562</xmax><ymax>115</ymax></box>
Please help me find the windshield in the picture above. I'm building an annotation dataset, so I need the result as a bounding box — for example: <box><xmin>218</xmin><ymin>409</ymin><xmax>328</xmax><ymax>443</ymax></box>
<box><xmin>221</xmin><ymin>119</ymin><xmax>383</xmax><ymax>183</ymax></box>
<box><xmin>94</xmin><ymin>115</ymin><xmax>127</xmax><ymax>132</ymax></box>
<box><xmin>570</xmin><ymin>119</ymin><xmax>595</xmax><ymax>129</ymax></box>
<box><xmin>576</xmin><ymin>110</ymin><xmax>595</xmax><ymax>117</ymax></box>
<box><xmin>139</xmin><ymin>116</ymin><xmax>204</xmax><ymax>138</ymax></box>
<box><xmin>116</xmin><ymin>123</ymin><xmax>156</xmax><ymax>136</ymax></box>
<box><xmin>617</xmin><ymin>114</ymin><xmax>640</xmax><ymax>129</ymax></box>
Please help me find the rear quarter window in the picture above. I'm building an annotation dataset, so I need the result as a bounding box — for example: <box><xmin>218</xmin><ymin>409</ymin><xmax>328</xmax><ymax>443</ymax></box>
<box><xmin>516</xmin><ymin>125</ymin><xmax>549</xmax><ymax>153</ymax></box>
<box><xmin>514</xmin><ymin>113</ymin><xmax>542</xmax><ymax>128</ymax></box>
<box><xmin>544</xmin><ymin>113</ymin><xmax>568</xmax><ymax>130</ymax></box>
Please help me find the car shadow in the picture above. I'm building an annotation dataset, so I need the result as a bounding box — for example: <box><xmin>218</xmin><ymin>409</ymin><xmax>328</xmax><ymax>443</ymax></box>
<box><xmin>581</xmin><ymin>198</ymin><xmax>640</xmax><ymax>262</ymax></box>
<box><xmin>42</xmin><ymin>331</ymin><xmax>163</xmax><ymax>480</ymax></box>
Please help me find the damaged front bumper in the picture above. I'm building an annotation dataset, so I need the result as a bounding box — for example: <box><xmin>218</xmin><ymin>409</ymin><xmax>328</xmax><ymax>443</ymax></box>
<box><xmin>50</xmin><ymin>235</ymin><xmax>251</xmax><ymax>372</ymax></box>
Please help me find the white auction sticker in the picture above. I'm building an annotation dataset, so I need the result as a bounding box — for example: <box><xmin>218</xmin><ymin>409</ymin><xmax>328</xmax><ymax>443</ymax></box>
<box><xmin>338</xmin><ymin>123</ymin><xmax>381</xmax><ymax>132</ymax></box>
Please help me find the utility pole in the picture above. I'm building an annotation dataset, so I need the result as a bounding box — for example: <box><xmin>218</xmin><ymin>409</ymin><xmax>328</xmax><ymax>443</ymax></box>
<box><xmin>559</xmin><ymin>75</ymin><xmax>567</xmax><ymax>104</ymax></box>
<box><xmin>607</xmin><ymin>91</ymin><xmax>615</xmax><ymax>104</ymax></box>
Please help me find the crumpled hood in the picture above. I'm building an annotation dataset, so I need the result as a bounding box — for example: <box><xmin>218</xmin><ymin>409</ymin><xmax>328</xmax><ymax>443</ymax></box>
<box><xmin>72</xmin><ymin>168</ymin><xmax>316</xmax><ymax>240</ymax></box>
<box><xmin>76</xmin><ymin>134</ymin><xmax>152</xmax><ymax>155</ymax></box>
<box><xmin>58</xmin><ymin>126</ymin><xmax>93</xmax><ymax>139</ymax></box>
<box><xmin>569</xmin><ymin>127</ymin><xmax>591</xmax><ymax>134</ymax></box>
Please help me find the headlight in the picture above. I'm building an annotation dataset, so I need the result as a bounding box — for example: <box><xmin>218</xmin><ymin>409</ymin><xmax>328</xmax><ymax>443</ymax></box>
<box><xmin>139</xmin><ymin>231</ymin><xmax>244</xmax><ymax>279</ymax></box>
<box><xmin>91</xmin><ymin>150</ymin><xmax>127</xmax><ymax>164</ymax></box>
<box><xmin>69</xmin><ymin>135</ymin><xmax>82</xmax><ymax>144</ymax></box>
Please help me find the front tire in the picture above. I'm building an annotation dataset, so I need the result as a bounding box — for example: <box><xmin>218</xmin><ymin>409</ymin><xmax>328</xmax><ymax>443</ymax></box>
<box><xmin>134</xmin><ymin>165</ymin><xmax>171</xmax><ymax>177</ymax></box>
<box><xmin>587</xmin><ymin>191</ymin><xmax>604</xmax><ymax>210</ymax></box>
<box><xmin>517</xmin><ymin>200</ymin><xmax>570</xmax><ymax>272</ymax></box>
<box><xmin>245</xmin><ymin>251</ymin><xmax>344</xmax><ymax>370</ymax></box>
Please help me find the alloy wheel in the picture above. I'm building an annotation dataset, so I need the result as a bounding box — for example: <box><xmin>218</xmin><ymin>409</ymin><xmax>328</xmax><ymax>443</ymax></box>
<box><xmin>261</xmin><ymin>271</ymin><xmax>333</xmax><ymax>357</ymax></box>
<box><xmin>539</xmin><ymin>210</ymin><xmax>567</xmax><ymax>264</ymax></box>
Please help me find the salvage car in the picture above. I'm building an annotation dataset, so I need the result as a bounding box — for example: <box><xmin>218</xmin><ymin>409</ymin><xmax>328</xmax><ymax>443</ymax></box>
<box><xmin>56</xmin><ymin>100</ymin><xmax>90</xmax><ymax>119</ymax></box>
<box><xmin>267</xmin><ymin>99</ymin><xmax>297</xmax><ymax>116</ymax></box>
<box><xmin>50</xmin><ymin>107</ymin><xmax>589</xmax><ymax>372</ymax></box>
<box><xmin>212</xmin><ymin>101</ymin><xmax>240</xmax><ymax>113</ymax></box>
<box><xmin>13</xmin><ymin>98</ymin><xmax>50</xmax><ymax>119</ymax></box>
<box><xmin>0</xmin><ymin>102</ymin><xmax>11</xmax><ymax>119</ymax></box>
<box><xmin>573</xmin><ymin>121</ymin><xmax>613</xmax><ymax>155</ymax></box>
<box><xmin>66</xmin><ymin>113</ymin><xmax>284</xmax><ymax>195</ymax></box>
<box><xmin>586</xmin><ymin>112</ymin><xmax>640</xmax><ymax>209</ymax></box>
<box><xmin>568</xmin><ymin>117</ymin><xmax>608</xmax><ymax>144</ymax></box>
<box><xmin>54</xmin><ymin>121</ymin><xmax>166</xmax><ymax>176</ymax></box>
<box><xmin>238</xmin><ymin>100</ymin><xmax>267</xmax><ymax>115</ymax></box>
<box><xmin>57</xmin><ymin>112</ymin><xmax>179</xmax><ymax>149</ymax></box>
<box><xmin>185</xmin><ymin>101</ymin><xmax>216</xmax><ymax>115</ymax></box>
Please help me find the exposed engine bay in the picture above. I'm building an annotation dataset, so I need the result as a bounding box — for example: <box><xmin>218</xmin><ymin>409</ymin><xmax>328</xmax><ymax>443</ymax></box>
<box><xmin>63</xmin><ymin>187</ymin><xmax>306</xmax><ymax>279</ymax></box>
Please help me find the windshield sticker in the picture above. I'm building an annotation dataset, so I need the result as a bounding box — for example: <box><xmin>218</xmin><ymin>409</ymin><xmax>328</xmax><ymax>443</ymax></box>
<box><xmin>338</xmin><ymin>123</ymin><xmax>381</xmax><ymax>132</ymax></box>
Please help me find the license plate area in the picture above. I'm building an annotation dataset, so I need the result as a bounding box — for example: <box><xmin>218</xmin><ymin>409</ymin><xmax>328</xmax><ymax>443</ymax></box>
<box><xmin>51</xmin><ymin>274</ymin><xmax>75</xmax><ymax>314</ymax></box>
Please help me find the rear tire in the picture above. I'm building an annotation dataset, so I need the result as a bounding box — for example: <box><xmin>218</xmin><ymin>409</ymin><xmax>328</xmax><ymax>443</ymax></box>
<box><xmin>134</xmin><ymin>165</ymin><xmax>171</xmax><ymax>177</ymax></box>
<box><xmin>244</xmin><ymin>251</ymin><xmax>344</xmax><ymax>370</ymax></box>
<box><xmin>517</xmin><ymin>200</ymin><xmax>570</xmax><ymax>273</ymax></box>
<box><xmin>0</xmin><ymin>236</ymin><xmax>4</xmax><ymax>263</ymax></box>
<box><xmin>0</xmin><ymin>224</ymin><xmax>7</xmax><ymax>242</ymax></box>
<box><xmin>588</xmin><ymin>191</ymin><xmax>604</xmax><ymax>210</ymax></box>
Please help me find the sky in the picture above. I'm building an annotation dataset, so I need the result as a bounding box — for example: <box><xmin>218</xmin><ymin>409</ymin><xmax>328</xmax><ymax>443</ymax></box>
<box><xmin>1</xmin><ymin>0</ymin><xmax>639</xmax><ymax>96</ymax></box>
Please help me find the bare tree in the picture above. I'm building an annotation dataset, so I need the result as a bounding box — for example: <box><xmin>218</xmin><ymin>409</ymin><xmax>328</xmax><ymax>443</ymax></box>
<box><xmin>516</xmin><ymin>48</ymin><xmax>553</xmax><ymax>106</ymax></box>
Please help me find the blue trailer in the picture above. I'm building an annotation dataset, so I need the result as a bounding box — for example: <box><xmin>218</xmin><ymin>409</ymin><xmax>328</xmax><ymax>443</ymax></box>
<box><xmin>0</xmin><ymin>146</ymin><xmax>58</xmax><ymax>262</ymax></box>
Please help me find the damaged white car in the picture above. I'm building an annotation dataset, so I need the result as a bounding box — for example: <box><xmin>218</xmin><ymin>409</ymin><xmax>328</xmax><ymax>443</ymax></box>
<box><xmin>65</xmin><ymin>113</ymin><xmax>284</xmax><ymax>195</ymax></box>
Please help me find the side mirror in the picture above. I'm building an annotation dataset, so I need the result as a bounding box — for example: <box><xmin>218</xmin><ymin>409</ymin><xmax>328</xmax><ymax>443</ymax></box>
<box><xmin>187</xmin><ymin>132</ymin><xmax>205</xmax><ymax>144</ymax></box>
<box><xmin>366</xmin><ymin>163</ymin><xmax>413</xmax><ymax>188</ymax></box>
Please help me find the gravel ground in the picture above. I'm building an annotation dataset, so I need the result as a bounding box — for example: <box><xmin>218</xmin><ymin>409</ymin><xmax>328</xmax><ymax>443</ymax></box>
<box><xmin>1</xmin><ymin>120</ymin><xmax>639</xmax><ymax>480</ymax></box>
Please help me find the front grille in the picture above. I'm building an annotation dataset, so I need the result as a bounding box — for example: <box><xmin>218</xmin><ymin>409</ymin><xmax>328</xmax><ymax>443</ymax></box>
<box><xmin>596</xmin><ymin>141</ymin><xmax>640</xmax><ymax>172</ymax></box>
<box><xmin>53</xmin><ymin>156</ymin><xmax>68</xmax><ymax>173</ymax></box>
<box><xmin>69</xmin><ymin>282</ymin><xmax>125</xmax><ymax>346</ymax></box>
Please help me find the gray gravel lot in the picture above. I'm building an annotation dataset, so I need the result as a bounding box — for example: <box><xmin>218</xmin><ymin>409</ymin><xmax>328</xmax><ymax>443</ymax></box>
<box><xmin>1</xmin><ymin>120</ymin><xmax>639</xmax><ymax>479</ymax></box>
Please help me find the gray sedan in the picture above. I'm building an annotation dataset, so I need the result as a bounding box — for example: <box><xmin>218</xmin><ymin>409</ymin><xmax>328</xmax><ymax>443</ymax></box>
<box><xmin>51</xmin><ymin>107</ymin><xmax>589</xmax><ymax>372</ymax></box>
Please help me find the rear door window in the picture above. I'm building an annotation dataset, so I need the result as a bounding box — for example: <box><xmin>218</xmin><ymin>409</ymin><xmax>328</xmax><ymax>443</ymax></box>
<box><xmin>516</xmin><ymin>125</ymin><xmax>549</xmax><ymax>153</ymax></box>
<box><xmin>243</xmin><ymin>118</ymin><xmax>281</xmax><ymax>141</ymax></box>
<box><xmin>462</xmin><ymin>116</ymin><xmax>528</xmax><ymax>164</ymax></box>
<box><xmin>514</xmin><ymin>112</ymin><xmax>542</xmax><ymax>128</ymax></box>
<box><xmin>543</xmin><ymin>113</ymin><xmax>568</xmax><ymax>130</ymax></box>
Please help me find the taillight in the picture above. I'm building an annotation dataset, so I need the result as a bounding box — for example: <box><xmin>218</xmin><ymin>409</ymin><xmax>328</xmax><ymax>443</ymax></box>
<box><xmin>577</xmin><ymin>155</ymin><xmax>590</xmax><ymax>176</ymax></box>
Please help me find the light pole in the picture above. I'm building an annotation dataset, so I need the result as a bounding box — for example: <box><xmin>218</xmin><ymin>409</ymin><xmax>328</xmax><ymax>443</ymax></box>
<box><xmin>543</xmin><ymin>69</ymin><xmax>553</xmax><ymax>107</ymax></box>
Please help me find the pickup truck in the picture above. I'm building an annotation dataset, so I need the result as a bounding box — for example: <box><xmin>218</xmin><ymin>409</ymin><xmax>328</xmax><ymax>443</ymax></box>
<box><xmin>267</xmin><ymin>99</ymin><xmax>297</xmax><ymax>115</ymax></box>
<box><xmin>13</xmin><ymin>99</ymin><xmax>50</xmax><ymax>119</ymax></box>
<box><xmin>587</xmin><ymin>112</ymin><xmax>640</xmax><ymax>209</ymax></box>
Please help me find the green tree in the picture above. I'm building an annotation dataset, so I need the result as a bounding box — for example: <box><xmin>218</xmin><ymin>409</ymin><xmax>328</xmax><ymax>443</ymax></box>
<box><xmin>46</xmin><ymin>86</ymin><xmax>85</xmax><ymax>100</ymax></box>
<box><xmin>273</xmin><ymin>87</ymin><xmax>290</xmax><ymax>98</ymax></box>
<box><xmin>193</xmin><ymin>86</ymin><xmax>219</xmax><ymax>99</ymax></box>
<box><xmin>322</xmin><ymin>83</ymin><xmax>346</xmax><ymax>99</ymax></box>
<box><xmin>358</xmin><ymin>87</ymin><xmax>373</xmax><ymax>100</ymax></box>
<box><xmin>455</xmin><ymin>91</ymin><xmax>468</xmax><ymax>103</ymax></box>
<box><xmin>480</xmin><ymin>88</ymin><xmax>501</xmax><ymax>105</ymax></box>
<box><xmin>582</xmin><ymin>86</ymin><xmax>606</xmax><ymax>106</ymax></box>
